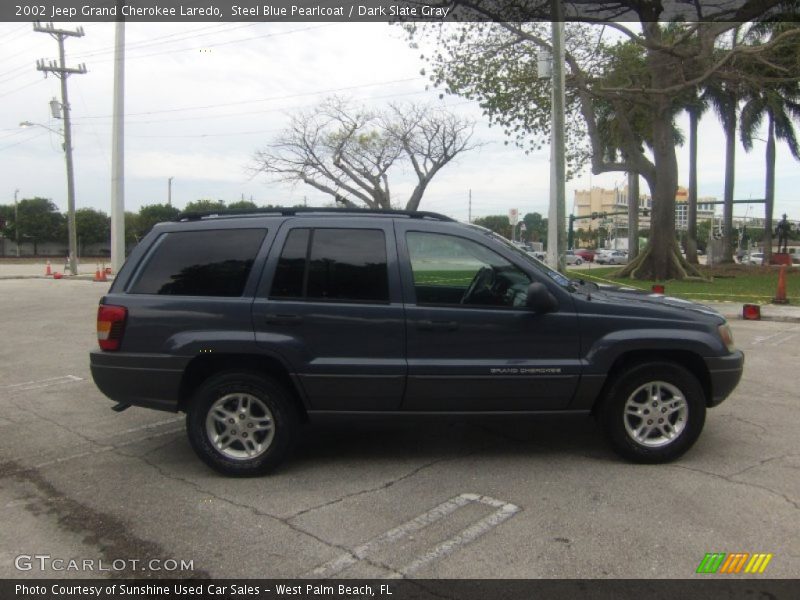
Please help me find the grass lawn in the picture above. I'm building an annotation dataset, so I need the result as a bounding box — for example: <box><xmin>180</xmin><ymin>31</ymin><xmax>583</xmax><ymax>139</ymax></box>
<box><xmin>569</xmin><ymin>265</ymin><xmax>799</xmax><ymax>304</ymax></box>
<box><xmin>413</xmin><ymin>270</ymin><xmax>474</xmax><ymax>286</ymax></box>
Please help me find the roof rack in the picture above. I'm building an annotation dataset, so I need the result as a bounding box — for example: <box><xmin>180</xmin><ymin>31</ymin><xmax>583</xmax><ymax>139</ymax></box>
<box><xmin>175</xmin><ymin>207</ymin><xmax>456</xmax><ymax>222</ymax></box>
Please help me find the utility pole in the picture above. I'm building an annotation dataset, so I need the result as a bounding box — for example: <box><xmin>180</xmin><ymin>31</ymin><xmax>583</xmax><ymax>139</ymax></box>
<box><xmin>110</xmin><ymin>18</ymin><xmax>125</xmax><ymax>274</ymax></box>
<box><xmin>545</xmin><ymin>0</ymin><xmax>566</xmax><ymax>272</ymax></box>
<box><xmin>468</xmin><ymin>189</ymin><xmax>472</xmax><ymax>223</ymax></box>
<box><xmin>14</xmin><ymin>189</ymin><xmax>20</xmax><ymax>257</ymax></box>
<box><xmin>168</xmin><ymin>177</ymin><xmax>174</xmax><ymax>205</ymax></box>
<box><xmin>34</xmin><ymin>22</ymin><xmax>86</xmax><ymax>276</ymax></box>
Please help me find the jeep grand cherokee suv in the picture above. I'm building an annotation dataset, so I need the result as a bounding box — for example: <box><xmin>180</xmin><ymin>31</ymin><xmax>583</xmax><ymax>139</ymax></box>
<box><xmin>90</xmin><ymin>208</ymin><xmax>743</xmax><ymax>476</ymax></box>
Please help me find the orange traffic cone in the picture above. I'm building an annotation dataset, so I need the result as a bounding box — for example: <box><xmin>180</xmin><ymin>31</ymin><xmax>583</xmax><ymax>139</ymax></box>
<box><xmin>773</xmin><ymin>265</ymin><xmax>789</xmax><ymax>305</ymax></box>
<box><xmin>45</xmin><ymin>260</ymin><xmax>52</xmax><ymax>276</ymax></box>
<box><xmin>99</xmin><ymin>263</ymin><xmax>108</xmax><ymax>282</ymax></box>
<box><xmin>93</xmin><ymin>264</ymin><xmax>103</xmax><ymax>282</ymax></box>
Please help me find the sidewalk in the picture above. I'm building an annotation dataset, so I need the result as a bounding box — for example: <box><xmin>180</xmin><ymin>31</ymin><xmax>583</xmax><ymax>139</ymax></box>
<box><xmin>0</xmin><ymin>260</ymin><xmax>108</xmax><ymax>280</ymax></box>
<box><xmin>703</xmin><ymin>301</ymin><xmax>800</xmax><ymax>323</ymax></box>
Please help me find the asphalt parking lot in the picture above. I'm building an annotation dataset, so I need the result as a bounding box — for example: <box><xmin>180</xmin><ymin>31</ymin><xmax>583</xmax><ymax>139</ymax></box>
<box><xmin>0</xmin><ymin>278</ymin><xmax>798</xmax><ymax>579</ymax></box>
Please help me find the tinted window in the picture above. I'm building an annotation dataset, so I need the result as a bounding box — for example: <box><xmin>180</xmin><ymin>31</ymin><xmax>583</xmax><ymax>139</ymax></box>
<box><xmin>270</xmin><ymin>228</ymin><xmax>309</xmax><ymax>298</ymax></box>
<box><xmin>406</xmin><ymin>232</ymin><xmax>530</xmax><ymax>307</ymax></box>
<box><xmin>131</xmin><ymin>229</ymin><xmax>265</xmax><ymax>296</ymax></box>
<box><xmin>270</xmin><ymin>228</ymin><xmax>389</xmax><ymax>303</ymax></box>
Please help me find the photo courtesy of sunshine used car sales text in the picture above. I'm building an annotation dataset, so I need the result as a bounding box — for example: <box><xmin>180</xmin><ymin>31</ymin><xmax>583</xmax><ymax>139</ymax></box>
<box><xmin>14</xmin><ymin>583</ymin><xmax>393</xmax><ymax>597</ymax></box>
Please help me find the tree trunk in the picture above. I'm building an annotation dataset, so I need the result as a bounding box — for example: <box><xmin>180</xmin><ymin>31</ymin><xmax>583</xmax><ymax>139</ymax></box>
<box><xmin>618</xmin><ymin>107</ymin><xmax>702</xmax><ymax>280</ymax></box>
<box><xmin>686</xmin><ymin>109</ymin><xmax>699</xmax><ymax>264</ymax></box>
<box><xmin>627</xmin><ymin>171</ymin><xmax>639</xmax><ymax>260</ymax></box>
<box><xmin>721</xmin><ymin>106</ymin><xmax>736</xmax><ymax>263</ymax></box>
<box><xmin>763</xmin><ymin>114</ymin><xmax>775</xmax><ymax>265</ymax></box>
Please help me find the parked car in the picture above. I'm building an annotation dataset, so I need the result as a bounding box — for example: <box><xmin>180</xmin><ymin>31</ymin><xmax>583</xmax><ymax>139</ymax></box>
<box><xmin>574</xmin><ymin>248</ymin><xmax>596</xmax><ymax>262</ymax></box>
<box><xmin>91</xmin><ymin>208</ymin><xmax>743</xmax><ymax>476</ymax></box>
<box><xmin>745</xmin><ymin>252</ymin><xmax>764</xmax><ymax>265</ymax></box>
<box><xmin>527</xmin><ymin>250</ymin><xmax>547</xmax><ymax>262</ymax></box>
<box><xmin>596</xmin><ymin>250</ymin><xmax>629</xmax><ymax>265</ymax></box>
<box><xmin>565</xmin><ymin>250</ymin><xmax>584</xmax><ymax>265</ymax></box>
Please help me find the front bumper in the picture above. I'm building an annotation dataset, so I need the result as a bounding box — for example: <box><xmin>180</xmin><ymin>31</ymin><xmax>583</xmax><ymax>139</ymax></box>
<box><xmin>705</xmin><ymin>350</ymin><xmax>745</xmax><ymax>407</ymax></box>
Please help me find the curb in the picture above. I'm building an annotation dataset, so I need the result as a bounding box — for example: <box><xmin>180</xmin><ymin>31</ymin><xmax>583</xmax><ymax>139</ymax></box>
<box><xmin>705</xmin><ymin>303</ymin><xmax>800</xmax><ymax>323</ymax></box>
<box><xmin>0</xmin><ymin>275</ymin><xmax>111</xmax><ymax>281</ymax></box>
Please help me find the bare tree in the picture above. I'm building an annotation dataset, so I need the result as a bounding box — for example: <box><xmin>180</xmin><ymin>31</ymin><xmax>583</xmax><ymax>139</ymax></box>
<box><xmin>253</xmin><ymin>97</ymin><xmax>477</xmax><ymax>210</ymax></box>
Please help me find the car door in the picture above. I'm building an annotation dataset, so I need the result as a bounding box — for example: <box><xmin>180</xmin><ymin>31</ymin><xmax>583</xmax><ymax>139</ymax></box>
<box><xmin>252</xmin><ymin>218</ymin><xmax>406</xmax><ymax>411</ymax></box>
<box><xmin>396</xmin><ymin>222</ymin><xmax>581</xmax><ymax>411</ymax></box>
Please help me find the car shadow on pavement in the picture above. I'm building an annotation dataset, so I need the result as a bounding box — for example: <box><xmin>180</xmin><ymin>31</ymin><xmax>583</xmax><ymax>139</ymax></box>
<box><xmin>287</xmin><ymin>414</ymin><xmax>614</xmax><ymax>469</ymax></box>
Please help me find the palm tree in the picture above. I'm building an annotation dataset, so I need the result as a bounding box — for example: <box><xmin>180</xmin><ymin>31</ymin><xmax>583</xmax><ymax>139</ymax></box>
<box><xmin>704</xmin><ymin>82</ymin><xmax>741</xmax><ymax>264</ymax></box>
<box><xmin>740</xmin><ymin>20</ymin><xmax>800</xmax><ymax>265</ymax></box>
<box><xmin>703</xmin><ymin>28</ymin><xmax>743</xmax><ymax>264</ymax></box>
<box><xmin>684</xmin><ymin>90</ymin><xmax>709</xmax><ymax>265</ymax></box>
<box><xmin>740</xmin><ymin>85</ymin><xmax>800</xmax><ymax>264</ymax></box>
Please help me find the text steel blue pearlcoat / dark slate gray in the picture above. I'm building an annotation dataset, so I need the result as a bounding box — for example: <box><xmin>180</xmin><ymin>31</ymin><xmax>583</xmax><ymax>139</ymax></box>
<box><xmin>90</xmin><ymin>210</ymin><xmax>743</xmax><ymax>465</ymax></box>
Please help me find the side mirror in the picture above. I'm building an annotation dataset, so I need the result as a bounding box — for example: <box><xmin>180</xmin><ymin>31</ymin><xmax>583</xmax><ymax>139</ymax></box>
<box><xmin>526</xmin><ymin>282</ymin><xmax>559</xmax><ymax>313</ymax></box>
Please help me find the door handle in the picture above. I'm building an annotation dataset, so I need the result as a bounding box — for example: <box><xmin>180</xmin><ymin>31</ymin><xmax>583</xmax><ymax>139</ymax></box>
<box><xmin>417</xmin><ymin>320</ymin><xmax>459</xmax><ymax>332</ymax></box>
<box><xmin>264</xmin><ymin>314</ymin><xmax>303</xmax><ymax>325</ymax></box>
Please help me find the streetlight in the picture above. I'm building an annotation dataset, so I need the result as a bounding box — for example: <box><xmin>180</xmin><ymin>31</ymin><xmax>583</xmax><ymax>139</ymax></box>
<box><xmin>20</xmin><ymin>119</ymin><xmax>79</xmax><ymax>275</ymax></box>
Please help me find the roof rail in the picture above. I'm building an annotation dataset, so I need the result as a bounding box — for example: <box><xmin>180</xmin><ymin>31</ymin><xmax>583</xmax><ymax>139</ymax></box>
<box><xmin>175</xmin><ymin>207</ymin><xmax>456</xmax><ymax>222</ymax></box>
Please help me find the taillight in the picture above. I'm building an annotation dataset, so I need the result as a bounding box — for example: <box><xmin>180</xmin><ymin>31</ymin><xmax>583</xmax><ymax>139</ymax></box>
<box><xmin>97</xmin><ymin>305</ymin><xmax>127</xmax><ymax>351</ymax></box>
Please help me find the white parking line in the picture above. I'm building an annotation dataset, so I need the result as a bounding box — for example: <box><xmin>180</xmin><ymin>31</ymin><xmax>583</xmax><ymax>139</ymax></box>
<box><xmin>28</xmin><ymin>427</ymin><xmax>184</xmax><ymax>471</ymax></box>
<box><xmin>752</xmin><ymin>326</ymin><xmax>800</xmax><ymax>347</ymax></box>
<box><xmin>1</xmin><ymin>375</ymin><xmax>83</xmax><ymax>394</ymax></box>
<box><xmin>304</xmin><ymin>493</ymin><xmax>520</xmax><ymax>578</ymax></box>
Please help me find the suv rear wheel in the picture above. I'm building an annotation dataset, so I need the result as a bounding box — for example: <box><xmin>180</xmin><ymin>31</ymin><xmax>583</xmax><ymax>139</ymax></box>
<box><xmin>186</xmin><ymin>371</ymin><xmax>298</xmax><ymax>476</ymax></box>
<box><xmin>599</xmin><ymin>362</ymin><xmax>706</xmax><ymax>463</ymax></box>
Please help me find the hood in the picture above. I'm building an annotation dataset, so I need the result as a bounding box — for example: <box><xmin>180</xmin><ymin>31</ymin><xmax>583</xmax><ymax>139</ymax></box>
<box><xmin>589</xmin><ymin>283</ymin><xmax>725</xmax><ymax>322</ymax></box>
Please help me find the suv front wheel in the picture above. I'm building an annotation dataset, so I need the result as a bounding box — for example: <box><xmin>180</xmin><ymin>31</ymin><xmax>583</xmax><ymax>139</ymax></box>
<box><xmin>186</xmin><ymin>371</ymin><xmax>298</xmax><ymax>476</ymax></box>
<box><xmin>599</xmin><ymin>362</ymin><xmax>706</xmax><ymax>463</ymax></box>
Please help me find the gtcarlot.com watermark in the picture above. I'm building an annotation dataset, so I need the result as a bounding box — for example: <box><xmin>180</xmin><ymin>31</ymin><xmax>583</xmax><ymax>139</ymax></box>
<box><xmin>15</xmin><ymin>554</ymin><xmax>194</xmax><ymax>573</ymax></box>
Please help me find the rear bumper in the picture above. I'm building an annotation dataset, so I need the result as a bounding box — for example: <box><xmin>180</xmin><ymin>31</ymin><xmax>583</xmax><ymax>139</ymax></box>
<box><xmin>705</xmin><ymin>351</ymin><xmax>744</xmax><ymax>407</ymax></box>
<box><xmin>90</xmin><ymin>351</ymin><xmax>186</xmax><ymax>412</ymax></box>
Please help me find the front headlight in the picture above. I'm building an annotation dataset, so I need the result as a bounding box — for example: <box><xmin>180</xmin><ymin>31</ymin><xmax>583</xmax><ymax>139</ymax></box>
<box><xmin>718</xmin><ymin>323</ymin><xmax>736</xmax><ymax>353</ymax></box>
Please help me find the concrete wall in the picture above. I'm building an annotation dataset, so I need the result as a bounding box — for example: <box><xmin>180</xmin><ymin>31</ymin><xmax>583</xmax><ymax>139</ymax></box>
<box><xmin>0</xmin><ymin>239</ymin><xmax>110</xmax><ymax>257</ymax></box>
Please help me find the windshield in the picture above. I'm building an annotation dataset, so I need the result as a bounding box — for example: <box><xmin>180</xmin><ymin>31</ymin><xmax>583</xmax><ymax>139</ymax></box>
<box><xmin>466</xmin><ymin>225</ymin><xmax>574</xmax><ymax>290</ymax></box>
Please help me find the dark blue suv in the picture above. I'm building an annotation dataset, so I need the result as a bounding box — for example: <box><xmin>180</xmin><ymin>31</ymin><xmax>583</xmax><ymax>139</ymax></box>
<box><xmin>90</xmin><ymin>208</ymin><xmax>743</xmax><ymax>476</ymax></box>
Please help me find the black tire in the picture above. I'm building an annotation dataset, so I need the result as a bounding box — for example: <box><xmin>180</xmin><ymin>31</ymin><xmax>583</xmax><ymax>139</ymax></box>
<box><xmin>186</xmin><ymin>371</ymin><xmax>298</xmax><ymax>476</ymax></box>
<box><xmin>575</xmin><ymin>258</ymin><xmax>583</xmax><ymax>265</ymax></box>
<box><xmin>598</xmin><ymin>362</ymin><xmax>706</xmax><ymax>463</ymax></box>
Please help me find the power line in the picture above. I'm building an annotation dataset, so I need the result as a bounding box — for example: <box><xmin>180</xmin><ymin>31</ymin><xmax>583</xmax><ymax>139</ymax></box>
<box><xmin>120</xmin><ymin>92</ymin><xmax>474</xmax><ymax>137</ymax></box>
<box><xmin>73</xmin><ymin>76</ymin><xmax>424</xmax><ymax>122</ymax></box>
<box><xmin>0</xmin><ymin>78</ymin><xmax>46</xmax><ymax>100</ymax></box>
<box><xmin>90</xmin><ymin>23</ymin><xmax>336</xmax><ymax>65</ymax></box>
<box><xmin>0</xmin><ymin>23</ymin><xmax>329</xmax><ymax>83</ymax></box>
<box><xmin>70</xmin><ymin>22</ymin><xmax>261</xmax><ymax>61</ymax></box>
<box><xmin>0</xmin><ymin>130</ymin><xmax>47</xmax><ymax>152</ymax></box>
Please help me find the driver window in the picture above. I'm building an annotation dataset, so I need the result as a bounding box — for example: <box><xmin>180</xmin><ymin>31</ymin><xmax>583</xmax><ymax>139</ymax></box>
<box><xmin>406</xmin><ymin>232</ymin><xmax>530</xmax><ymax>308</ymax></box>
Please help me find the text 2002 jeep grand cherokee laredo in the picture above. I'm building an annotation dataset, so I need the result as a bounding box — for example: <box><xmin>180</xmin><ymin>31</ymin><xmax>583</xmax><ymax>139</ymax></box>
<box><xmin>90</xmin><ymin>208</ymin><xmax>743</xmax><ymax>476</ymax></box>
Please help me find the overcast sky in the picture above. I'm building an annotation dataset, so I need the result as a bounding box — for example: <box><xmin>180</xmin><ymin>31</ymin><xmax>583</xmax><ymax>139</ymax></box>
<box><xmin>1</xmin><ymin>20</ymin><xmax>798</xmax><ymax>224</ymax></box>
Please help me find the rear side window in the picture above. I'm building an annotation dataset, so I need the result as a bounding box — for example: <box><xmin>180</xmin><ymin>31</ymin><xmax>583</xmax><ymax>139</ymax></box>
<box><xmin>270</xmin><ymin>228</ymin><xmax>389</xmax><ymax>303</ymax></box>
<box><xmin>131</xmin><ymin>229</ymin><xmax>266</xmax><ymax>296</ymax></box>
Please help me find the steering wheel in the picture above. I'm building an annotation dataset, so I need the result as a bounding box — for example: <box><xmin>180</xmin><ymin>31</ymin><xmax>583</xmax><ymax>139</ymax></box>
<box><xmin>461</xmin><ymin>267</ymin><xmax>495</xmax><ymax>304</ymax></box>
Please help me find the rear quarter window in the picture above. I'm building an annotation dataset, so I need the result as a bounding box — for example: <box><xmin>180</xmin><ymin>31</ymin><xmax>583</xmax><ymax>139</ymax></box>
<box><xmin>130</xmin><ymin>229</ymin><xmax>266</xmax><ymax>296</ymax></box>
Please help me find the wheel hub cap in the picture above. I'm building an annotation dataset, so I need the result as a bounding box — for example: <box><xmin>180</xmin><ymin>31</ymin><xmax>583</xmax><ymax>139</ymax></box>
<box><xmin>623</xmin><ymin>381</ymin><xmax>688</xmax><ymax>448</ymax></box>
<box><xmin>205</xmin><ymin>393</ymin><xmax>275</xmax><ymax>460</ymax></box>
